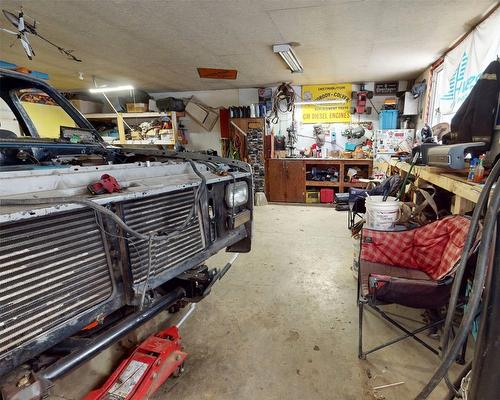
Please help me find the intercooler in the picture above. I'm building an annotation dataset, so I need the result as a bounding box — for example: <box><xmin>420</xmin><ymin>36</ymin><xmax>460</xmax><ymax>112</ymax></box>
<box><xmin>0</xmin><ymin>209</ymin><xmax>114</xmax><ymax>357</ymax></box>
<box><xmin>121</xmin><ymin>189</ymin><xmax>206</xmax><ymax>284</ymax></box>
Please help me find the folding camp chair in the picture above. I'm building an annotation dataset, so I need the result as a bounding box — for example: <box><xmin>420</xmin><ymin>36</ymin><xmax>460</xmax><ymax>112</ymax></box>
<box><xmin>357</xmin><ymin>215</ymin><xmax>472</xmax><ymax>359</ymax></box>
<box><xmin>348</xmin><ymin>188</ymin><xmax>368</xmax><ymax>230</ymax></box>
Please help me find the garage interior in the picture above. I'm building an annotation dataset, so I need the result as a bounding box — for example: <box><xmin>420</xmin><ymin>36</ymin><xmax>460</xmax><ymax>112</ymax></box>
<box><xmin>0</xmin><ymin>1</ymin><xmax>499</xmax><ymax>400</ymax></box>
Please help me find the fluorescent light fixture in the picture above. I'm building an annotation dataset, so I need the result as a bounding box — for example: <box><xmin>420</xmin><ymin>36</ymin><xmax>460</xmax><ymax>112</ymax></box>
<box><xmin>89</xmin><ymin>85</ymin><xmax>134</xmax><ymax>93</ymax></box>
<box><xmin>295</xmin><ymin>99</ymin><xmax>346</xmax><ymax>105</ymax></box>
<box><xmin>273</xmin><ymin>43</ymin><xmax>303</xmax><ymax>73</ymax></box>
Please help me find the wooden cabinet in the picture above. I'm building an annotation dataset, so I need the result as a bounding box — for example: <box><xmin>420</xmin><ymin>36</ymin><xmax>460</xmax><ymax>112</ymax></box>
<box><xmin>267</xmin><ymin>159</ymin><xmax>305</xmax><ymax>202</ymax></box>
<box><xmin>267</xmin><ymin>159</ymin><xmax>286</xmax><ymax>202</ymax></box>
<box><xmin>230</xmin><ymin>117</ymin><xmax>265</xmax><ymax>132</ymax></box>
<box><xmin>285</xmin><ymin>161</ymin><xmax>306</xmax><ymax>202</ymax></box>
<box><xmin>267</xmin><ymin>158</ymin><xmax>373</xmax><ymax>203</ymax></box>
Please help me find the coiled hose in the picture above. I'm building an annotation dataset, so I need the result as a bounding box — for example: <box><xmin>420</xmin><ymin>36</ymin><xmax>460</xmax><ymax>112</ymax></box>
<box><xmin>415</xmin><ymin>160</ymin><xmax>500</xmax><ymax>399</ymax></box>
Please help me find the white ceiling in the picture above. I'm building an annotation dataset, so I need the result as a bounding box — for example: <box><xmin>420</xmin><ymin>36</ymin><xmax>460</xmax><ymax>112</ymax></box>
<box><xmin>0</xmin><ymin>0</ymin><xmax>496</xmax><ymax>91</ymax></box>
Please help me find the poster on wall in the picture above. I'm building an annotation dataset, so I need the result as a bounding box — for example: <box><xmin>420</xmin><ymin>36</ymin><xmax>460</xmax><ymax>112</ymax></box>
<box><xmin>439</xmin><ymin>7</ymin><xmax>500</xmax><ymax>118</ymax></box>
<box><xmin>301</xmin><ymin>83</ymin><xmax>352</xmax><ymax>123</ymax></box>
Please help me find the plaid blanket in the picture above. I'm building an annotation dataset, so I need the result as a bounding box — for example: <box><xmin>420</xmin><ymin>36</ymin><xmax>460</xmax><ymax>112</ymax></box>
<box><xmin>361</xmin><ymin>215</ymin><xmax>470</xmax><ymax>280</ymax></box>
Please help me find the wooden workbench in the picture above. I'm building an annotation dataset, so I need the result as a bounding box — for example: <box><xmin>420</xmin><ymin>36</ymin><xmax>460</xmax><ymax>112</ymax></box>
<box><xmin>384</xmin><ymin>158</ymin><xmax>483</xmax><ymax>214</ymax></box>
<box><xmin>267</xmin><ymin>158</ymin><xmax>373</xmax><ymax>203</ymax></box>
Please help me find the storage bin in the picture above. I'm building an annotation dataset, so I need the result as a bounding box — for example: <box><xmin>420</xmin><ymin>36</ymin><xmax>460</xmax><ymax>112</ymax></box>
<box><xmin>70</xmin><ymin>100</ymin><xmax>103</xmax><ymax>114</ymax></box>
<box><xmin>305</xmin><ymin>190</ymin><xmax>320</xmax><ymax>203</ymax></box>
<box><xmin>126</xmin><ymin>103</ymin><xmax>148</xmax><ymax>113</ymax></box>
<box><xmin>320</xmin><ymin>188</ymin><xmax>335</xmax><ymax>203</ymax></box>
<box><xmin>379</xmin><ymin>110</ymin><xmax>398</xmax><ymax>129</ymax></box>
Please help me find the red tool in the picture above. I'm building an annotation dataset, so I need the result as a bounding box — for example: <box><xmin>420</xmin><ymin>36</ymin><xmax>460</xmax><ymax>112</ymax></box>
<box><xmin>350</xmin><ymin>84</ymin><xmax>373</xmax><ymax>115</ymax></box>
<box><xmin>83</xmin><ymin>326</ymin><xmax>186</xmax><ymax>400</ymax></box>
<box><xmin>87</xmin><ymin>174</ymin><xmax>121</xmax><ymax>195</ymax></box>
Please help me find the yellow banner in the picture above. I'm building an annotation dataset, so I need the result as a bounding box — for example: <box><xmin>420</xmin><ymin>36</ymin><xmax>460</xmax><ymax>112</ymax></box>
<box><xmin>301</xmin><ymin>83</ymin><xmax>352</xmax><ymax>123</ymax></box>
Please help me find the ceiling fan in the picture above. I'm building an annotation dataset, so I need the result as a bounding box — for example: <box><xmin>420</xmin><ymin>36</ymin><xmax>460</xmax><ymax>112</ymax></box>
<box><xmin>0</xmin><ymin>8</ymin><xmax>82</xmax><ymax>62</ymax></box>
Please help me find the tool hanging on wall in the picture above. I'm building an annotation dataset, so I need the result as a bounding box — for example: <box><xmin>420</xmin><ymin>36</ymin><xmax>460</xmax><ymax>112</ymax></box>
<box><xmin>350</xmin><ymin>84</ymin><xmax>374</xmax><ymax>115</ymax></box>
<box><xmin>270</xmin><ymin>82</ymin><xmax>296</xmax><ymax>124</ymax></box>
<box><xmin>285</xmin><ymin>123</ymin><xmax>297</xmax><ymax>157</ymax></box>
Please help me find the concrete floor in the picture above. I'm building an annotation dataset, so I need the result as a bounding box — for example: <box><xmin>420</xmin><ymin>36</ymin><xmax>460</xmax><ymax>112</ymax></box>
<box><xmin>51</xmin><ymin>204</ymin><xmax>456</xmax><ymax>400</ymax></box>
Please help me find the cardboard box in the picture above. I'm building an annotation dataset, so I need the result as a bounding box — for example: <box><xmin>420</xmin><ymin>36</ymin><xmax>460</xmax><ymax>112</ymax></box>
<box><xmin>126</xmin><ymin>103</ymin><xmax>148</xmax><ymax>113</ymax></box>
<box><xmin>70</xmin><ymin>100</ymin><xmax>103</xmax><ymax>114</ymax></box>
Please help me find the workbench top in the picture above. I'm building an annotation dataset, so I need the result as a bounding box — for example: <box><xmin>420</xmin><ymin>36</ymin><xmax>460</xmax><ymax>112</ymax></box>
<box><xmin>384</xmin><ymin>158</ymin><xmax>483</xmax><ymax>214</ymax></box>
<box><xmin>271</xmin><ymin>157</ymin><xmax>373</xmax><ymax>162</ymax></box>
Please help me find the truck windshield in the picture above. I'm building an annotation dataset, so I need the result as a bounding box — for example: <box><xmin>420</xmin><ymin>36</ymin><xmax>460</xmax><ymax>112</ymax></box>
<box><xmin>10</xmin><ymin>88</ymin><xmax>80</xmax><ymax>139</ymax></box>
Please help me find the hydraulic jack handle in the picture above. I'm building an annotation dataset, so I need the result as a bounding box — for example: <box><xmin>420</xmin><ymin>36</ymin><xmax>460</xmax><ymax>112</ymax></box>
<box><xmin>202</xmin><ymin>253</ymin><xmax>239</xmax><ymax>297</ymax></box>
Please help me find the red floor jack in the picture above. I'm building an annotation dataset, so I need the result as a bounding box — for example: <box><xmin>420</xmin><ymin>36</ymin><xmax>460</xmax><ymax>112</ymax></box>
<box><xmin>83</xmin><ymin>304</ymin><xmax>197</xmax><ymax>400</ymax></box>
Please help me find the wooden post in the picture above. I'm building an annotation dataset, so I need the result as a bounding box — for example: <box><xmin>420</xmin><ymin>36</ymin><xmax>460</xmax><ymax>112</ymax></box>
<box><xmin>171</xmin><ymin>112</ymin><xmax>178</xmax><ymax>144</ymax></box>
<box><xmin>452</xmin><ymin>196</ymin><xmax>475</xmax><ymax>215</ymax></box>
<box><xmin>117</xmin><ymin>114</ymin><xmax>126</xmax><ymax>144</ymax></box>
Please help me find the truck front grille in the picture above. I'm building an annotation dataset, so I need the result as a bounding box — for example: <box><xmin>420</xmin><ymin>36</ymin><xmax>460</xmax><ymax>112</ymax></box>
<box><xmin>0</xmin><ymin>209</ymin><xmax>113</xmax><ymax>357</ymax></box>
<box><xmin>122</xmin><ymin>189</ymin><xmax>205</xmax><ymax>284</ymax></box>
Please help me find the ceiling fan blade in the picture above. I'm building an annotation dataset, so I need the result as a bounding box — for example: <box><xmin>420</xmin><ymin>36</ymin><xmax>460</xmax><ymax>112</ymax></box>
<box><xmin>0</xmin><ymin>27</ymin><xmax>18</xmax><ymax>35</ymax></box>
<box><xmin>2</xmin><ymin>9</ymin><xmax>37</xmax><ymax>33</ymax></box>
<box><xmin>20</xmin><ymin>34</ymin><xmax>34</xmax><ymax>60</ymax></box>
<box><xmin>2</xmin><ymin>9</ymin><xmax>19</xmax><ymax>28</ymax></box>
<box><xmin>3</xmin><ymin>8</ymin><xmax>81</xmax><ymax>62</ymax></box>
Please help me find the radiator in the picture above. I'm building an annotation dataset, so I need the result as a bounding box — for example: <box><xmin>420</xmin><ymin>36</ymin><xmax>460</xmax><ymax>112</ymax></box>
<box><xmin>122</xmin><ymin>189</ymin><xmax>206</xmax><ymax>284</ymax></box>
<box><xmin>0</xmin><ymin>209</ymin><xmax>113</xmax><ymax>357</ymax></box>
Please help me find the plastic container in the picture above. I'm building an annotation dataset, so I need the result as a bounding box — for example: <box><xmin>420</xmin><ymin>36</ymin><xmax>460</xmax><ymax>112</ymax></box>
<box><xmin>379</xmin><ymin>110</ymin><xmax>399</xmax><ymax>129</ymax></box>
<box><xmin>320</xmin><ymin>188</ymin><xmax>335</xmax><ymax>203</ymax></box>
<box><xmin>305</xmin><ymin>190</ymin><xmax>320</xmax><ymax>203</ymax></box>
<box><xmin>365</xmin><ymin>195</ymin><xmax>401</xmax><ymax>230</ymax></box>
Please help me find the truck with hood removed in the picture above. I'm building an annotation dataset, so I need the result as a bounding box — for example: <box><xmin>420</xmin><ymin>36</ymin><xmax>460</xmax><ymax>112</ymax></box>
<box><xmin>0</xmin><ymin>69</ymin><xmax>253</xmax><ymax>399</ymax></box>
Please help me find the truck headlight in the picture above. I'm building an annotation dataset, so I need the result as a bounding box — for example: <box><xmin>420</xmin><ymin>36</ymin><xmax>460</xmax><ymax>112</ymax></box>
<box><xmin>225</xmin><ymin>181</ymin><xmax>248</xmax><ymax>208</ymax></box>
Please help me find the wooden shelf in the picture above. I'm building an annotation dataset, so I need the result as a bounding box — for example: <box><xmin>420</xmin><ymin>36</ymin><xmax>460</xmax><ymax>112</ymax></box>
<box><xmin>85</xmin><ymin>112</ymin><xmax>180</xmax><ymax>119</ymax></box>
<box><xmin>230</xmin><ymin>117</ymin><xmax>265</xmax><ymax>120</ymax></box>
<box><xmin>305</xmin><ymin>180</ymin><xmax>340</xmax><ymax>187</ymax></box>
<box><xmin>85</xmin><ymin>111</ymin><xmax>182</xmax><ymax>144</ymax></box>
<box><xmin>103</xmin><ymin>139</ymin><xmax>175</xmax><ymax>145</ymax></box>
<box><xmin>344</xmin><ymin>182</ymin><xmax>368</xmax><ymax>188</ymax></box>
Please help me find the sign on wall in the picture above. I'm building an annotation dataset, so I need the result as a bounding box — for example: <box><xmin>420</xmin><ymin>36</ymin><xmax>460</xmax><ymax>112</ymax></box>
<box><xmin>374</xmin><ymin>81</ymin><xmax>398</xmax><ymax>96</ymax></box>
<box><xmin>301</xmin><ymin>83</ymin><xmax>352</xmax><ymax>123</ymax></box>
<box><xmin>439</xmin><ymin>7</ymin><xmax>500</xmax><ymax>118</ymax></box>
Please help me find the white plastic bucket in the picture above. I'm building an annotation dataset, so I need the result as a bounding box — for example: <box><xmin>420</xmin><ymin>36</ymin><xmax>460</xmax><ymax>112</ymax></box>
<box><xmin>365</xmin><ymin>196</ymin><xmax>401</xmax><ymax>230</ymax></box>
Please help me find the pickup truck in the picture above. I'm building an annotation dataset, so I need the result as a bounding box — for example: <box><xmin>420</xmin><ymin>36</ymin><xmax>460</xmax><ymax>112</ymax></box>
<box><xmin>0</xmin><ymin>68</ymin><xmax>253</xmax><ymax>399</ymax></box>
